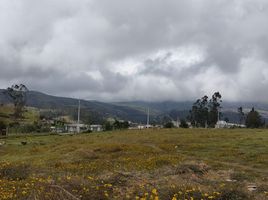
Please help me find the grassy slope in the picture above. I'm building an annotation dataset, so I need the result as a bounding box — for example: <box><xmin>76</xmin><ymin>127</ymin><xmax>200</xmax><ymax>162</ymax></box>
<box><xmin>0</xmin><ymin>129</ymin><xmax>267</xmax><ymax>199</ymax></box>
<box><xmin>0</xmin><ymin>105</ymin><xmax>14</xmax><ymax>124</ymax></box>
<box><xmin>0</xmin><ymin>105</ymin><xmax>39</xmax><ymax>125</ymax></box>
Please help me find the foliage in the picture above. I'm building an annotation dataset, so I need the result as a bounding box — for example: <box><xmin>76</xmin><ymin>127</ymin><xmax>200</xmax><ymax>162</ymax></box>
<box><xmin>103</xmin><ymin>121</ymin><xmax>113</xmax><ymax>131</ymax></box>
<box><xmin>103</xmin><ymin>119</ymin><xmax>130</xmax><ymax>130</ymax></box>
<box><xmin>164</xmin><ymin>122</ymin><xmax>175</xmax><ymax>128</ymax></box>
<box><xmin>179</xmin><ymin>119</ymin><xmax>189</xmax><ymax>128</ymax></box>
<box><xmin>7</xmin><ymin>121</ymin><xmax>51</xmax><ymax>134</ymax></box>
<box><xmin>113</xmin><ymin>120</ymin><xmax>129</xmax><ymax>130</ymax></box>
<box><xmin>208</xmin><ymin>92</ymin><xmax>222</xmax><ymax>126</ymax></box>
<box><xmin>245</xmin><ymin>107</ymin><xmax>264</xmax><ymax>128</ymax></box>
<box><xmin>189</xmin><ymin>92</ymin><xmax>222</xmax><ymax>128</ymax></box>
<box><xmin>5</xmin><ymin>84</ymin><xmax>29</xmax><ymax>120</ymax></box>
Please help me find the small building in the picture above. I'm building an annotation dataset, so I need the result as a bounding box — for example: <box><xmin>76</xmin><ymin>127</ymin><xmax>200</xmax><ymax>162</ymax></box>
<box><xmin>215</xmin><ymin>120</ymin><xmax>246</xmax><ymax>128</ymax></box>
<box><xmin>145</xmin><ymin>124</ymin><xmax>153</xmax><ymax>129</ymax></box>
<box><xmin>65</xmin><ymin>123</ymin><xmax>89</xmax><ymax>133</ymax></box>
<box><xmin>50</xmin><ymin>126</ymin><xmax>65</xmax><ymax>133</ymax></box>
<box><xmin>89</xmin><ymin>125</ymin><xmax>103</xmax><ymax>132</ymax></box>
<box><xmin>172</xmin><ymin>120</ymin><xmax>181</xmax><ymax>128</ymax></box>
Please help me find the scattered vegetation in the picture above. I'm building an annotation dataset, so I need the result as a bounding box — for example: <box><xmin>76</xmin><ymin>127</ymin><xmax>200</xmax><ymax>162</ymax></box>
<box><xmin>0</xmin><ymin>129</ymin><xmax>267</xmax><ymax>199</ymax></box>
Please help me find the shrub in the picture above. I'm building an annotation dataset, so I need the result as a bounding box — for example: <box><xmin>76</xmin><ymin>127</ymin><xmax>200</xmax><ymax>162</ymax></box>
<box><xmin>164</xmin><ymin>122</ymin><xmax>174</xmax><ymax>128</ymax></box>
<box><xmin>179</xmin><ymin>119</ymin><xmax>189</xmax><ymax>128</ymax></box>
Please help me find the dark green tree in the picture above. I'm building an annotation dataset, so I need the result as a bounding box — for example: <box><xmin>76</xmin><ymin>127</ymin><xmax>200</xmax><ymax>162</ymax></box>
<box><xmin>113</xmin><ymin>120</ymin><xmax>129</xmax><ymax>130</ymax></box>
<box><xmin>164</xmin><ymin>122</ymin><xmax>174</xmax><ymax>128</ymax></box>
<box><xmin>189</xmin><ymin>92</ymin><xmax>222</xmax><ymax>128</ymax></box>
<box><xmin>179</xmin><ymin>119</ymin><xmax>189</xmax><ymax>128</ymax></box>
<box><xmin>190</xmin><ymin>95</ymin><xmax>209</xmax><ymax>127</ymax></box>
<box><xmin>5</xmin><ymin>84</ymin><xmax>28</xmax><ymax>119</ymax></box>
<box><xmin>103</xmin><ymin>121</ymin><xmax>113</xmax><ymax>131</ymax></box>
<box><xmin>208</xmin><ymin>92</ymin><xmax>222</xmax><ymax>127</ymax></box>
<box><xmin>237</xmin><ymin>107</ymin><xmax>245</xmax><ymax>125</ymax></box>
<box><xmin>245</xmin><ymin>108</ymin><xmax>263</xmax><ymax>128</ymax></box>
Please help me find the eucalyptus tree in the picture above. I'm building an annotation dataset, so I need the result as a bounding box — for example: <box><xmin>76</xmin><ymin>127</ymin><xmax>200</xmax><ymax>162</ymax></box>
<box><xmin>5</xmin><ymin>84</ymin><xmax>29</xmax><ymax>119</ymax></box>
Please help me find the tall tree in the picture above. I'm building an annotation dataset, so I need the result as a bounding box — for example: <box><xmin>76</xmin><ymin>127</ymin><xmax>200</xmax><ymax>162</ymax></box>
<box><xmin>208</xmin><ymin>92</ymin><xmax>222</xmax><ymax>127</ymax></box>
<box><xmin>189</xmin><ymin>92</ymin><xmax>222</xmax><ymax>128</ymax></box>
<box><xmin>237</xmin><ymin>107</ymin><xmax>245</xmax><ymax>125</ymax></box>
<box><xmin>5</xmin><ymin>84</ymin><xmax>29</xmax><ymax>119</ymax></box>
<box><xmin>245</xmin><ymin>107</ymin><xmax>263</xmax><ymax>128</ymax></box>
<box><xmin>190</xmin><ymin>95</ymin><xmax>209</xmax><ymax>127</ymax></box>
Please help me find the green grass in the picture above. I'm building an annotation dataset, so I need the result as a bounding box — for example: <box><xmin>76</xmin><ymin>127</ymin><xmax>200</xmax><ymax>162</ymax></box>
<box><xmin>0</xmin><ymin>105</ymin><xmax>39</xmax><ymax>125</ymax></box>
<box><xmin>0</xmin><ymin>105</ymin><xmax>14</xmax><ymax>124</ymax></box>
<box><xmin>0</xmin><ymin>129</ymin><xmax>267</xmax><ymax>199</ymax></box>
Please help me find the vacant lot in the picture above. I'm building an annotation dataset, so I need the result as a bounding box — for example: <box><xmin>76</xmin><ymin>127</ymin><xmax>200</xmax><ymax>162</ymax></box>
<box><xmin>0</xmin><ymin>129</ymin><xmax>267</xmax><ymax>199</ymax></box>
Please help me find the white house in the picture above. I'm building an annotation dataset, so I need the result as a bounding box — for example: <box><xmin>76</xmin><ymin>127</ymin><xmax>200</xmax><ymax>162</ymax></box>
<box><xmin>89</xmin><ymin>124</ymin><xmax>103</xmax><ymax>132</ymax></box>
<box><xmin>65</xmin><ymin>123</ymin><xmax>89</xmax><ymax>133</ymax></box>
<box><xmin>215</xmin><ymin>120</ymin><xmax>246</xmax><ymax>128</ymax></box>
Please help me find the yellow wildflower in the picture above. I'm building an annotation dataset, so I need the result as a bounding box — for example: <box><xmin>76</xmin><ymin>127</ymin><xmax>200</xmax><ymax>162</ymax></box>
<box><xmin>152</xmin><ymin>188</ymin><xmax>158</xmax><ymax>195</ymax></box>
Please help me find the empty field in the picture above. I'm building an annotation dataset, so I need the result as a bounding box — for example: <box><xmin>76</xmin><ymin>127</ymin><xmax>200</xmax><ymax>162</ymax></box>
<box><xmin>0</xmin><ymin>129</ymin><xmax>267</xmax><ymax>199</ymax></box>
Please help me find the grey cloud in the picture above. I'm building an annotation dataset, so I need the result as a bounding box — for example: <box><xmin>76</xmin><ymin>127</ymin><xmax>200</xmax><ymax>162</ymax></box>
<box><xmin>1</xmin><ymin>0</ymin><xmax>268</xmax><ymax>101</ymax></box>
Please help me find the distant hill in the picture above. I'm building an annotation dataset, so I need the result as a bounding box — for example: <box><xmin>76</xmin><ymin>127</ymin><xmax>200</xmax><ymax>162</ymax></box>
<box><xmin>0</xmin><ymin>89</ymin><xmax>148</xmax><ymax>124</ymax></box>
<box><xmin>115</xmin><ymin>101</ymin><xmax>268</xmax><ymax>123</ymax></box>
<box><xmin>1</xmin><ymin>89</ymin><xmax>268</xmax><ymax>124</ymax></box>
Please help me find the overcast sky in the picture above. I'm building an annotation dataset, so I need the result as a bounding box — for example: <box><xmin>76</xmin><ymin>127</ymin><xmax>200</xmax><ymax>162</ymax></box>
<box><xmin>1</xmin><ymin>0</ymin><xmax>268</xmax><ymax>102</ymax></box>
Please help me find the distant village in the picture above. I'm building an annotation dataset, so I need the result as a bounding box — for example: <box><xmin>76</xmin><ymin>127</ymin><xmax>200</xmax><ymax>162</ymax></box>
<box><xmin>0</xmin><ymin>86</ymin><xmax>262</xmax><ymax>136</ymax></box>
<box><xmin>47</xmin><ymin>100</ymin><xmax>246</xmax><ymax>135</ymax></box>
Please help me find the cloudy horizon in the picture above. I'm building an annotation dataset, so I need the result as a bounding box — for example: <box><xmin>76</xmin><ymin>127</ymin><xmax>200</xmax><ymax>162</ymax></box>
<box><xmin>1</xmin><ymin>0</ymin><xmax>268</xmax><ymax>102</ymax></box>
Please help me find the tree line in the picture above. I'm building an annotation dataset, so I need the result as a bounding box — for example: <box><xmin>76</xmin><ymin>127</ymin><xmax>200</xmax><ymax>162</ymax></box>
<box><xmin>0</xmin><ymin>84</ymin><xmax>266</xmax><ymax>134</ymax></box>
<box><xmin>188</xmin><ymin>92</ymin><xmax>265</xmax><ymax>128</ymax></box>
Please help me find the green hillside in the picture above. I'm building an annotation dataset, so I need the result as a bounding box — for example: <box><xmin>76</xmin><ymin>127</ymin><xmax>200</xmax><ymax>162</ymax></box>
<box><xmin>2</xmin><ymin>89</ymin><xmax>268</xmax><ymax>124</ymax></box>
<box><xmin>0</xmin><ymin>90</ymin><xmax>148</xmax><ymax>124</ymax></box>
<box><xmin>0</xmin><ymin>104</ymin><xmax>39</xmax><ymax>125</ymax></box>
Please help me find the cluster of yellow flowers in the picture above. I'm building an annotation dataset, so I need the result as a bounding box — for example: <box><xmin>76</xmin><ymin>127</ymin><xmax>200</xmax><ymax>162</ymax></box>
<box><xmin>1</xmin><ymin>160</ymin><xmax>267</xmax><ymax>200</ymax></box>
<box><xmin>135</xmin><ymin>188</ymin><xmax>159</xmax><ymax>200</ymax></box>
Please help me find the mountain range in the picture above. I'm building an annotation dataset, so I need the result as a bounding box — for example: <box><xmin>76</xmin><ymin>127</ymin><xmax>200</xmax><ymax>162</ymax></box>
<box><xmin>1</xmin><ymin>89</ymin><xmax>268</xmax><ymax>124</ymax></box>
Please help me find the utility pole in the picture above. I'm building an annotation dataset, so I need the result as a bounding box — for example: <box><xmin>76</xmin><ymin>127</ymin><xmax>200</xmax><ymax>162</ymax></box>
<box><xmin>77</xmin><ymin>99</ymin><xmax>80</xmax><ymax>133</ymax></box>
<box><xmin>218</xmin><ymin>107</ymin><xmax>220</xmax><ymax>122</ymax></box>
<box><xmin>146</xmin><ymin>108</ymin><xmax>150</xmax><ymax>128</ymax></box>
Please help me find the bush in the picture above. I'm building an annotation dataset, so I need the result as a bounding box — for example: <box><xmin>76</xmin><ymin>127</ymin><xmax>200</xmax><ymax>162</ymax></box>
<box><xmin>164</xmin><ymin>122</ymin><xmax>174</xmax><ymax>128</ymax></box>
<box><xmin>179</xmin><ymin>119</ymin><xmax>189</xmax><ymax>128</ymax></box>
<box><xmin>20</xmin><ymin>124</ymin><xmax>38</xmax><ymax>133</ymax></box>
